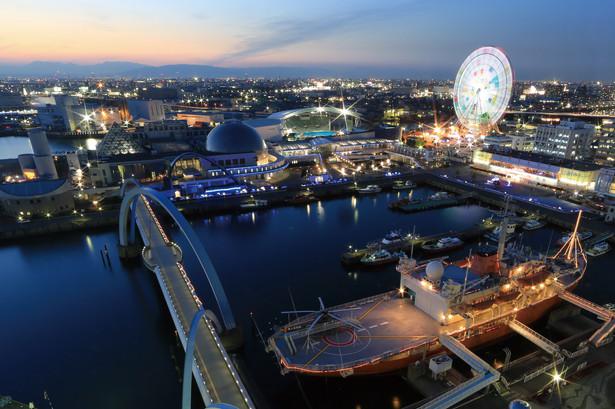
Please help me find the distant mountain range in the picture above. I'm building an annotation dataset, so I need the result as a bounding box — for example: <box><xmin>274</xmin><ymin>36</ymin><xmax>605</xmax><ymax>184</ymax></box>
<box><xmin>0</xmin><ymin>61</ymin><xmax>452</xmax><ymax>79</ymax></box>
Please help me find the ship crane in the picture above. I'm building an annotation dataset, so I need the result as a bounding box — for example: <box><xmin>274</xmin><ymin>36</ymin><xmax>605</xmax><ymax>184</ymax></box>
<box><xmin>281</xmin><ymin>297</ymin><xmax>363</xmax><ymax>350</ymax></box>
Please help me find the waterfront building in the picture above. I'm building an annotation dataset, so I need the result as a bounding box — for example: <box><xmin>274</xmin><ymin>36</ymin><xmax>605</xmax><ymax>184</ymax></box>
<box><xmin>533</xmin><ymin>120</ymin><xmax>595</xmax><ymax>160</ymax></box>
<box><xmin>90</xmin><ymin>120</ymin><xmax>287</xmax><ymax>189</ymax></box>
<box><xmin>472</xmin><ymin>148</ymin><xmax>601</xmax><ymax>191</ymax></box>
<box><xmin>127</xmin><ymin>99</ymin><xmax>165</xmax><ymax>121</ymax></box>
<box><xmin>0</xmin><ymin>178</ymin><xmax>74</xmax><ymax>218</ymax></box>
<box><xmin>595</xmin><ymin>167</ymin><xmax>615</xmax><ymax>198</ymax></box>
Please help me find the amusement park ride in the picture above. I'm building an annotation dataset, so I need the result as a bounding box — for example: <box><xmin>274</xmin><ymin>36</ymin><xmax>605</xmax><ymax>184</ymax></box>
<box><xmin>412</xmin><ymin>46</ymin><xmax>515</xmax><ymax>149</ymax></box>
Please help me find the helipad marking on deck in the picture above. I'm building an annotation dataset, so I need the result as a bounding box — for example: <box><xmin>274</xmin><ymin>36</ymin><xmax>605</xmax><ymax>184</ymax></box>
<box><xmin>380</xmin><ymin>321</ymin><xmax>389</xmax><ymax>326</ymax></box>
<box><xmin>369</xmin><ymin>325</ymin><xmax>378</xmax><ymax>329</ymax></box>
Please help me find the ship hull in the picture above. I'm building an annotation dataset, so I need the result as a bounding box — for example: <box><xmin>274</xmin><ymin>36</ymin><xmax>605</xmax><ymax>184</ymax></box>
<box><xmin>299</xmin><ymin>290</ymin><xmax>567</xmax><ymax>377</ymax></box>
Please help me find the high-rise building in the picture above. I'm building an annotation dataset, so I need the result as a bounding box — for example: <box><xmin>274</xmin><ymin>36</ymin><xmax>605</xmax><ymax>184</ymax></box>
<box><xmin>594</xmin><ymin>129</ymin><xmax>615</xmax><ymax>165</ymax></box>
<box><xmin>533</xmin><ymin>120</ymin><xmax>595</xmax><ymax>160</ymax></box>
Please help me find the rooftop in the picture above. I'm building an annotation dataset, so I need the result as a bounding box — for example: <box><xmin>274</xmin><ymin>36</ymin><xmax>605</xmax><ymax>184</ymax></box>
<box><xmin>0</xmin><ymin>178</ymin><xmax>69</xmax><ymax>197</ymax></box>
<box><xmin>483</xmin><ymin>148</ymin><xmax>602</xmax><ymax>171</ymax></box>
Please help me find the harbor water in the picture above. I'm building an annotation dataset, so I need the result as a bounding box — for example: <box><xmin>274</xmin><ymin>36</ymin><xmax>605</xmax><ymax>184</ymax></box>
<box><xmin>0</xmin><ymin>187</ymin><xmax>612</xmax><ymax>409</ymax></box>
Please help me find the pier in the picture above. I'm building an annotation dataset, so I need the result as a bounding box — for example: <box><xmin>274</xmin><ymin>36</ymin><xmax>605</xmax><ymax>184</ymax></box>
<box><xmin>341</xmin><ymin>219</ymin><xmax>496</xmax><ymax>265</ymax></box>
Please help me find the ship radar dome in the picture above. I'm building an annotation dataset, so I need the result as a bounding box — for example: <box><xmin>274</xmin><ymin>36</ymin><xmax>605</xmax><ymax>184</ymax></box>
<box><xmin>425</xmin><ymin>260</ymin><xmax>444</xmax><ymax>282</ymax></box>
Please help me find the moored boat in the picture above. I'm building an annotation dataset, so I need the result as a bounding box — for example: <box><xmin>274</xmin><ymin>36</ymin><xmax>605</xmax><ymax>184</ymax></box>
<box><xmin>239</xmin><ymin>197</ymin><xmax>268</xmax><ymax>209</ymax></box>
<box><xmin>392</xmin><ymin>180</ymin><xmax>416</xmax><ymax>190</ymax></box>
<box><xmin>421</xmin><ymin>236</ymin><xmax>464</xmax><ymax>254</ymax></box>
<box><xmin>586</xmin><ymin>241</ymin><xmax>610</xmax><ymax>257</ymax></box>
<box><xmin>360</xmin><ymin>249</ymin><xmax>405</xmax><ymax>266</ymax></box>
<box><xmin>356</xmin><ymin>185</ymin><xmax>382</xmax><ymax>194</ymax></box>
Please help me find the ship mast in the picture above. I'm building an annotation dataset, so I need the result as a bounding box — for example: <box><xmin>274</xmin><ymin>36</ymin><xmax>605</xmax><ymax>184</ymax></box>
<box><xmin>553</xmin><ymin>210</ymin><xmax>584</xmax><ymax>268</ymax></box>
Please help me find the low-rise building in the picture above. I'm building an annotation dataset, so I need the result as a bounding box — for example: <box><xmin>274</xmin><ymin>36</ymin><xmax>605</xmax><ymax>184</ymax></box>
<box><xmin>472</xmin><ymin>149</ymin><xmax>601</xmax><ymax>191</ymax></box>
<box><xmin>0</xmin><ymin>178</ymin><xmax>75</xmax><ymax>218</ymax></box>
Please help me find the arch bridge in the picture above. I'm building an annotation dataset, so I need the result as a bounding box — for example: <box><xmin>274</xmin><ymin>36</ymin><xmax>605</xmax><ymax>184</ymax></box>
<box><xmin>119</xmin><ymin>180</ymin><xmax>254</xmax><ymax>408</ymax></box>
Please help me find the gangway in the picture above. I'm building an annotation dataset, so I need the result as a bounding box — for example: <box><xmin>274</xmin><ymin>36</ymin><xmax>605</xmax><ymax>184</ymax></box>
<box><xmin>559</xmin><ymin>291</ymin><xmax>615</xmax><ymax>321</ymax></box>
<box><xmin>558</xmin><ymin>290</ymin><xmax>615</xmax><ymax>348</ymax></box>
<box><xmin>508</xmin><ymin>319</ymin><xmax>560</xmax><ymax>356</ymax></box>
<box><xmin>589</xmin><ymin>318</ymin><xmax>615</xmax><ymax>347</ymax></box>
<box><xmin>417</xmin><ymin>335</ymin><xmax>500</xmax><ymax>409</ymax></box>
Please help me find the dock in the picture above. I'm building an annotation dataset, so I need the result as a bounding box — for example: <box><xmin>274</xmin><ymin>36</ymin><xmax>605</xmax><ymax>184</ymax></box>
<box><xmin>389</xmin><ymin>193</ymin><xmax>473</xmax><ymax>213</ymax></box>
<box><xmin>341</xmin><ymin>219</ymin><xmax>496</xmax><ymax>265</ymax></box>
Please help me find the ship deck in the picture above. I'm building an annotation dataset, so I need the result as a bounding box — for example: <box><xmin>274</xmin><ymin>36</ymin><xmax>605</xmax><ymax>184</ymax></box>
<box><xmin>271</xmin><ymin>293</ymin><xmax>442</xmax><ymax>372</ymax></box>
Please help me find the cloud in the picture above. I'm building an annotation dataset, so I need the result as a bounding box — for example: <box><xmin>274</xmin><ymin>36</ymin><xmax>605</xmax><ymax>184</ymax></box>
<box><xmin>217</xmin><ymin>1</ymin><xmax>414</xmax><ymax>63</ymax></box>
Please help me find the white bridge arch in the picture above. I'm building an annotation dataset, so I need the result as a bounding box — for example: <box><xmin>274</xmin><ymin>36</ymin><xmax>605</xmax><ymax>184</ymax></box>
<box><xmin>119</xmin><ymin>180</ymin><xmax>237</xmax><ymax>330</ymax></box>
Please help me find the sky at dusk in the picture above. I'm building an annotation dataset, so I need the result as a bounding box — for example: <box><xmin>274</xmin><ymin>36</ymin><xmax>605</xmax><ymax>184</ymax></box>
<box><xmin>1</xmin><ymin>0</ymin><xmax>614</xmax><ymax>79</ymax></box>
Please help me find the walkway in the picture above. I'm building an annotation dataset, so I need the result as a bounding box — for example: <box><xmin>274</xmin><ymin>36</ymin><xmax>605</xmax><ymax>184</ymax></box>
<box><xmin>135</xmin><ymin>196</ymin><xmax>254</xmax><ymax>409</ymax></box>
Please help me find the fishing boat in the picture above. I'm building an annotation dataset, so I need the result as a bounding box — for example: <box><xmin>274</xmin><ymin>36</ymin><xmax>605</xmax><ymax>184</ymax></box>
<box><xmin>356</xmin><ymin>185</ymin><xmax>382</xmax><ymax>194</ymax></box>
<box><xmin>586</xmin><ymin>241</ymin><xmax>610</xmax><ymax>257</ymax></box>
<box><xmin>421</xmin><ymin>237</ymin><xmax>464</xmax><ymax>254</ymax></box>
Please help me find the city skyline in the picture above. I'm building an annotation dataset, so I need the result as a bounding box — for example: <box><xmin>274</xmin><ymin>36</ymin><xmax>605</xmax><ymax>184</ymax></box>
<box><xmin>1</xmin><ymin>0</ymin><xmax>614</xmax><ymax>80</ymax></box>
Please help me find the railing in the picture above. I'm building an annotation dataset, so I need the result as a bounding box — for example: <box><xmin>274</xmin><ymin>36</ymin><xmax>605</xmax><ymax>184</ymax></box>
<box><xmin>523</xmin><ymin>356</ymin><xmax>564</xmax><ymax>383</ymax></box>
<box><xmin>508</xmin><ymin>319</ymin><xmax>560</xmax><ymax>356</ymax></box>
<box><xmin>135</xmin><ymin>198</ymin><xmax>255</xmax><ymax>408</ymax></box>
<box><xmin>559</xmin><ymin>291</ymin><xmax>615</xmax><ymax>321</ymax></box>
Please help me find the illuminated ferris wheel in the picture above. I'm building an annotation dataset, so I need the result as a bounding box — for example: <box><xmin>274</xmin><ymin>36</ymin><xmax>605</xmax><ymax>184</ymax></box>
<box><xmin>453</xmin><ymin>47</ymin><xmax>513</xmax><ymax>134</ymax></box>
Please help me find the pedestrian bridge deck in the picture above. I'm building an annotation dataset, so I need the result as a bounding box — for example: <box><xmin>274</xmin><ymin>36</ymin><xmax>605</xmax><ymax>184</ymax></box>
<box><xmin>135</xmin><ymin>197</ymin><xmax>254</xmax><ymax>409</ymax></box>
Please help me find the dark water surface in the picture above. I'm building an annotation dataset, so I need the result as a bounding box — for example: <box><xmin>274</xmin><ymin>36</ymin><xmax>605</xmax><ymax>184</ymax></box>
<box><xmin>1</xmin><ymin>187</ymin><xmax>612</xmax><ymax>409</ymax></box>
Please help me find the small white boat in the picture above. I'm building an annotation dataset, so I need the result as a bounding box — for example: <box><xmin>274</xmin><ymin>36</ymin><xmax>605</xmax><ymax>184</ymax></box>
<box><xmin>240</xmin><ymin>197</ymin><xmax>268</xmax><ymax>209</ymax></box>
<box><xmin>523</xmin><ymin>219</ymin><xmax>546</xmax><ymax>231</ymax></box>
<box><xmin>484</xmin><ymin>222</ymin><xmax>517</xmax><ymax>242</ymax></box>
<box><xmin>392</xmin><ymin>180</ymin><xmax>416</xmax><ymax>190</ymax></box>
<box><xmin>428</xmin><ymin>191</ymin><xmax>453</xmax><ymax>201</ymax></box>
<box><xmin>381</xmin><ymin>231</ymin><xmax>404</xmax><ymax>245</ymax></box>
<box><xmin>357</xmin><ymin>185</ymin><xmax>382</xmax><ymax>194</ymax></box>
<box><xmin>586</xmin><ymin>241</ymin><xmax>610</xmax><ymax>257</ymax></box>
<box><xmin>421</xmin><ymin>237</ymin><xmax>464</xmax><ymax>254</ymax></box>
<box><xmin>360</xmin><ymin>249</ymin><xmax>405</xmax><ymax>266</ymax></box>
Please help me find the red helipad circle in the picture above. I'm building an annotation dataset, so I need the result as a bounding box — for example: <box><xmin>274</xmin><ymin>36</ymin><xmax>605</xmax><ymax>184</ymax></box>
<box><xmin>322</xmin><ymin>328</ymin><xmax>356</xmax><ymax>347</ymax></box>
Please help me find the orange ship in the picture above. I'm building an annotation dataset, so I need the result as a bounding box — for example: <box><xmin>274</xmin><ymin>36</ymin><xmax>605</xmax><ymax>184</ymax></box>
<box><xmin>268</xmin><ymin>213</ymin><xmax>587</xmax><ymax>377</ymax></box>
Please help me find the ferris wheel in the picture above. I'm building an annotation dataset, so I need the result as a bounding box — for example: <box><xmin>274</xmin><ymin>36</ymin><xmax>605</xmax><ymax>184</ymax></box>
<box><xmin>453</xmin><ymin>47</ymin><xmax>513</xmax><ymax>134</ymax></box>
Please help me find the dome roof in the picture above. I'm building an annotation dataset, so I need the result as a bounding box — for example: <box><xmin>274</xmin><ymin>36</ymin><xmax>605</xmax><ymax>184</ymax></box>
<box><xmin>206</xmin><ymin>120</ymin><xmax>267</xmax><ymax>154</ymax></box>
